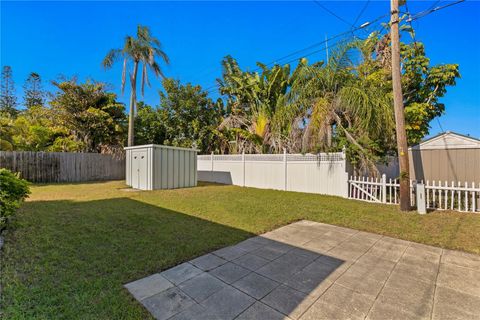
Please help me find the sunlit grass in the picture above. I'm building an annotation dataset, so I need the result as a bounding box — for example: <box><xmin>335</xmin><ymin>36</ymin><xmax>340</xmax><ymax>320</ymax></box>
<box><xmin>1</xmin><ymin>180</ymin><xmax>479</xmax><ymax>319</ymax></box>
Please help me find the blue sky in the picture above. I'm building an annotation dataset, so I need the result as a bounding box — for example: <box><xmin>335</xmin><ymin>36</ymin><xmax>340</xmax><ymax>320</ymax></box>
<box><xmin>1</xmin><ymin>1</ymin><xmax>479</xmax><ymax>138</ymax></box>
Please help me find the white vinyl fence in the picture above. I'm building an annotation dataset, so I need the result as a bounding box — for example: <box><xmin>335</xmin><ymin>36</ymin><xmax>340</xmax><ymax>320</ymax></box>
<box><xmin>348</xmin><ymin>175</ymin><xmax>480</xmax><ymax>213</ymax></box>
<box><xmin>197</xmin><ymin>152</ymin><xmax>479</xmax><ymax>213</ymax></box>
<box><xmin>198</xmin><ymin>151</ymin><xmax>349</xmax><ymax>197</ymax></box>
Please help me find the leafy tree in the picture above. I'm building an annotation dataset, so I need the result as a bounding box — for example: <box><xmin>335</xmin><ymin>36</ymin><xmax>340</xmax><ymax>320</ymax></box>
<box><xmin>11</xmin><ymin>106</ymin><xmax>57</xmax><ymax>151</ymax></box>
<box><xmin>134</xmin><ymin>101</ymin><xmax>167</xmax><ymax>145</ymax></box>
<box><xmin>102</xmin><ymin>25</ymin><xmax>169</xmax><ymax>147</ymax></box>
<box><xmin>50</xmin><ymin>79</ymin><xmax>127</xmax><ymax>153</ymax></box>
<box><xmin>159</xmin><ymin>79</ymin><xmax>223</xmax><ymax>153</ymax></box>
<box><xmin>0</xmin><ymin>66</ymin><xmax>18</xmax><ymax>117</ymax></box>
<box><xmin>23</xmin><ymin>72</ymin><xmax>45</xmax><ymax>108</ymax></box>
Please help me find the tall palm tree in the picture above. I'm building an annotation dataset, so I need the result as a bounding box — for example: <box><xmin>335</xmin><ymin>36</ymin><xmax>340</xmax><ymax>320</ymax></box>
<box><xmin>102</xmin><ymin>25</ymin><xmax>169</xmax><ymax>146</ymax></box>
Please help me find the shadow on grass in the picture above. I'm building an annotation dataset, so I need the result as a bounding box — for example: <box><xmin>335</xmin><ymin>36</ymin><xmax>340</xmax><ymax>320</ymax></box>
<box><xmin>2</xmin><ymin>197</ymin><xmax>343</xmax><ymax>319</ymax></box>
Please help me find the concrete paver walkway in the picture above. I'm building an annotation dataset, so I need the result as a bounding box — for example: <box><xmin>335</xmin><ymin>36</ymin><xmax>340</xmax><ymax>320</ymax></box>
<box><xmin>125</xmin><ymin>220</ymin><xmax>480</xmax><ymax>320</ymax></box>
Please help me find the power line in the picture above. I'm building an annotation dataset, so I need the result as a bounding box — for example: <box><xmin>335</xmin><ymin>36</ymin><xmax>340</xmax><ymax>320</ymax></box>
<box><xmin>205</xmin><ymin>13</ymin><xmax>389</xmax><ymax>94</ymax></box>
<box><xmin>352</xmin><ymin>0</ymin><xmax>370</xmax><ymax>28</ymax></box>
<box><xmin>312</xmin><ymin>1</ymin><xmax>353</xmax><ymax>27</ymax></box>
<box><xmin>406</xmin><ymin>0</ymin><xmax>465</xmax><ymax>22</ymax></box>
<box><xmin>206</xmin><ymin>0</ymin><xmax>465</xmax><ymax>95</ymax></box>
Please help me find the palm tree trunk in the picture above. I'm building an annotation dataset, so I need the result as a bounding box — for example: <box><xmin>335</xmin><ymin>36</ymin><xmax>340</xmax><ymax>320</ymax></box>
<box><xmin>127</xmin><ymin>61</ymin><xmax>139</xmax><ymax>147</ymax></box>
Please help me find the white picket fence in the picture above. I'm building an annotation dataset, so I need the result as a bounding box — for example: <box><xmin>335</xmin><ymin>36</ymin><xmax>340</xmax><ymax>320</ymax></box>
<box><xmin>348</xmin><ymin>175</ymin><xmax>480</xmax><ymax>213</ymax></box>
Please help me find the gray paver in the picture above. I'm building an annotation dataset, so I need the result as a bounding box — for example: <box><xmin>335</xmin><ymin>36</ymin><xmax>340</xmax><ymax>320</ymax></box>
<box><xmin>367</xmin><ymin>301</ymin><xmax>429</xmax><ymax>320</ymax></box>
<box><xmin>178</xmin><ymin>272</ymin><xmax>227</xmax><ymax>302</ymax></box>
<box><xmin>252</xmin><ymin>245</ymin><xmax>289</xmax><ymax>260</ymax></box>
<box><xmin>442</xmin><ymin>249</ymin><xmax>480</xmax><ymax>270</ymax></box>
<box><xmin>256</xmin><ymin>260</ymin><xmax>299</xmax><ymax>283</ymax></box>
<box><xmin>316</xmin><ymin>284</ymin><xmax>375</xmax><ymax>319</ymax></box>
<box><xmin>262</xmin><ymin>285</ymin><xmax>316</xmax><ymax>319</ymax></box>
<box><xmin>190</xmin><ymin>253</ymin><xmax>227</xmax><ymax>271</ymax></box>
<box><xmin>432</xmin><ymin>286</ymin><xmax>480</xmax><ymax>320</ymax></box>
<box><xmin>302</xmin><ymin>300</ymin><xmax>364</xmax><ymax>320</ymax></box>
<box><xmin>375</xmin><ymin>272</ymin><xmax>435</xmax><ymax>318</ymax></box>
<box><xmin>160</xmin><ymin>263</ymin><xmax>202</xmax><ymax>285</ymax></box>
<box><xmin>209</xmin><ymin>262</ymin><xmax>250</xmax><ymax>284</ymax></box>
<box><xmin>235</xmin><ymin>239</ymin><xmax>265</xmax><ymax>252</ymax></box>
<box><xmin>124</xmin><ymin>273</ymin><xmax>173</xmax><ymax>301</ymax></box>
<box><xmin>233</xmin><ymin>253</ymin><xmax>270</xmax><ymax>271</ymax></box>
<box><xmin>437</xmin><ymin>262</ymin><xmax>480</xmax><ymax>297</ymax></box>
<box><xmin>124</xmin><ymin>220</ymin><xmax>478</xmax><ymax>320</ymax></box>
<box><xmin>141</xmin><ymin>287</ymin><xmax>195</xmax><ymax>320</ymax></box>
<box><xmin>200</xmin><ymin>286</ymin><xmax>255</xmax><ymax>319</ymax></box>
<box><xmin>236</xmin><ymin>301</ymin><xmax>290</xmax><ymax>320</ymax></box>
<box><xmin>232</xmin><ymin>272</ymin><xmax>279</xmax><ymax>299</ymax></box>
<box><xmin>213</xmin><ymin>244</ymin><xmax>248</xmax><ymax>261</ymax></box>
<box><xmin>335</xmin><ymin>271</ymin><xmax>385</xmax><ymax>298</ymax></box>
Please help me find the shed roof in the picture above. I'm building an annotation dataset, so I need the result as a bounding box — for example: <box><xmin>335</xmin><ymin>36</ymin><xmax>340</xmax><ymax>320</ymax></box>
<box><xmin>410</xmin><ymin>131</ymin><xmax>480</xmax><ymax>150</ymax></box>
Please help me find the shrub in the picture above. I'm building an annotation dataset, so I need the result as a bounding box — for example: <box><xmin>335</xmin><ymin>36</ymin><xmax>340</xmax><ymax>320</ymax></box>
<box><xmin>0</xmin><ymin>169</ymin><xmax>30</xmax><ymax>231</ymax></box>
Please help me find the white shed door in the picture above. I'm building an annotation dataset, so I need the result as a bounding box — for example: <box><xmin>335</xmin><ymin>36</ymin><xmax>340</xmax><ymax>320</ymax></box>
<box><xmin>131</xmin><ymin>151</ymin><xmax>147</xmax><ymax>189</ymax></box>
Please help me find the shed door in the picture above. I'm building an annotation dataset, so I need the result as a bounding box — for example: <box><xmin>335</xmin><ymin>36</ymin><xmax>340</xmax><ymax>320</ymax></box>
<box><xmin>131</xmin><ymin>151</ymin><xmax>147</xmax><ymax>189</ymax></box>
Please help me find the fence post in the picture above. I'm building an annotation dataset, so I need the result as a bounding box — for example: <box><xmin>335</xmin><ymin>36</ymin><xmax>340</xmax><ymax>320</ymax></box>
<box><xmin>382</xmin><ymin>174</ymin><xmax>387</xmax><ymax>203</ymax></box>
<box><xmin>416</xmin><ymin>182</ymin><xmax>427</xmax><ymax>214</ymax></box>
<box><xmin>242</xmin><ymin>151</ymin><xmax>245</xmax><ymax>187</ymax></box>
<box><xmin>283</xmin><ymin>148</ymin><xmax>287</xmax><ymax>191</ymax></box>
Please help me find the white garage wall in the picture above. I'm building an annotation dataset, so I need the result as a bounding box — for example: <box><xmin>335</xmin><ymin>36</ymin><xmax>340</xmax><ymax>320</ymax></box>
<box><xmin>198</xmin><ymin>152</ymin><xmax>349</xmax><ymax>197</ymax></box>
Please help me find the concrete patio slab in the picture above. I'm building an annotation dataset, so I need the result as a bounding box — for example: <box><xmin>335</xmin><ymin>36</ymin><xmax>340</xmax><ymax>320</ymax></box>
<box><xmin>124</xmin><ymin>220</ymin><xmax>480</xmax><ymax>320</ymax></box>
<box><xmin>232</xmin><ymin>272</ymin><xmax>279</xmax><ymax>299</ymax></box>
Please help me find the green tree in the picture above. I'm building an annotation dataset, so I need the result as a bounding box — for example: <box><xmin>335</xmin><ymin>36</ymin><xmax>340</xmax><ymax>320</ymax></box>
<box><xmin>23</xmin><ymin>72</ymin><xmax>45</xmax><ymax>108</ymax></box>
<box><xmin>0</xmin><ymin>66</ymin><xmax>18</xmax><ymax>117</ymax></box>
<box><xmin>50</xmin><ymin>79</ymin><xmax>127</xmax><ymax>153</ymax></box>
<box><xmin>102</xmin><ymin>25</ymin><xmax>169</xmax><ymax>147</ymax></box>
<box><xmin>218</xmin><ymin>56</ymin><xmax>303</xmax><ymax>153</ymax></box>
<box><xmin>159</xmin><ymin>79</ymin><xmax>223</xmax><ymax>153</ymax></box>
<box><xmin>134</xmin><ymin>101</ymin><xmax>167</xmax><ymax>145</ymax></box>
<box><xmin>11</xmin><ymin>106</ymin><xmax>57</xmax><ymax>151</ymax></box>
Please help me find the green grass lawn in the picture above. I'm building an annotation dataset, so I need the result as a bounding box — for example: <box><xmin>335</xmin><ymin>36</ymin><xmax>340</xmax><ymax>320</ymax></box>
<box><xmin>1</xmin><ymin>181</ymin><xmax>479</xmax><ymax>319</ymax></box>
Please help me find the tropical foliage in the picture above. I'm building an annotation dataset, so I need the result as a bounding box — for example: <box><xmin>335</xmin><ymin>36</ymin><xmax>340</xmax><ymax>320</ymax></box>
<box><xmin>215</xmin><ymin>32</ymin><xmax>459</xmax><ymax>171</ymax></box>
<box><xmin>1</xmin><ymin>25</ymin><xmax>460</xmax><ymax>170</ymax></box>
<box><xmin>102</xmin><ymin>25</ymin><xmax>169</xmax><ymax>146</ymax></box>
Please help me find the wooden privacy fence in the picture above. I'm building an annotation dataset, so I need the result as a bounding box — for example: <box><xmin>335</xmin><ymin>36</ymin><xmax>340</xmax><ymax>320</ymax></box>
<box><xmin>198</xmin><ymin>151</ymin><xmax>349</xmax><ymax>197</ymax></box>
<box><xmin>348</xmin><ymin>175</ymin><xmax>480</xmax><ymax>213</ymax></box>
<box><xmin>0</xmin><ymin>151</ymin><xmax>125</xmax><ymax>183</ymax></box>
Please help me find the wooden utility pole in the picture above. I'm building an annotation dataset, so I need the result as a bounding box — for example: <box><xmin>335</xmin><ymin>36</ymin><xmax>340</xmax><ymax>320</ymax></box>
<box><xmin>391</xmin><ymin>0</ymin><xmax>411</xmax><ymax>211</ymax></box>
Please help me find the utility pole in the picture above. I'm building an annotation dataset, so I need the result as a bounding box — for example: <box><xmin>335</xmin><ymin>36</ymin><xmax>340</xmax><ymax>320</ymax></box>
<box><xmin>391</xmin><ymin>0</ymin><xmax>411</xmax><ymax>211</ymax></box>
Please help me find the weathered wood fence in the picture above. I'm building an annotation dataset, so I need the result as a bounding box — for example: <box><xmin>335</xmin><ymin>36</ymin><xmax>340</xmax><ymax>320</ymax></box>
<box><xmin>0</xmin><ymin>151</ymin><xmax>125</xmax><ymax>183</ymax></box>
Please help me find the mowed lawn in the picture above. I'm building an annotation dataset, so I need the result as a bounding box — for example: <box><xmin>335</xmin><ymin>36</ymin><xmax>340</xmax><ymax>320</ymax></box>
<box><xmin>1</xmin><ymin>181</ymin><xmax>479</xmax><ymax>319</ymax></box>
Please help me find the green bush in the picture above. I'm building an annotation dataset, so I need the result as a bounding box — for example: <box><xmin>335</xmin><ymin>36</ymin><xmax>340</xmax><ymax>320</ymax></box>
<box><xmin>0</xmin><ymin>169</ymin><xmax>30</xmax><ymax>231</ymax></box>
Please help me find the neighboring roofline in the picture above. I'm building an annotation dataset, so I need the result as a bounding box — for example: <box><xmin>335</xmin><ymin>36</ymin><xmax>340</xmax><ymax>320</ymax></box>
<box><xmin>124</xmin><ymin>144</ymin><xmax>199</xmax><ymax>152</ymax></box>
<box><xmin>409</xmin><ymin>131</ymin><xmax>480</xmax><ymax>150</ymax></box>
